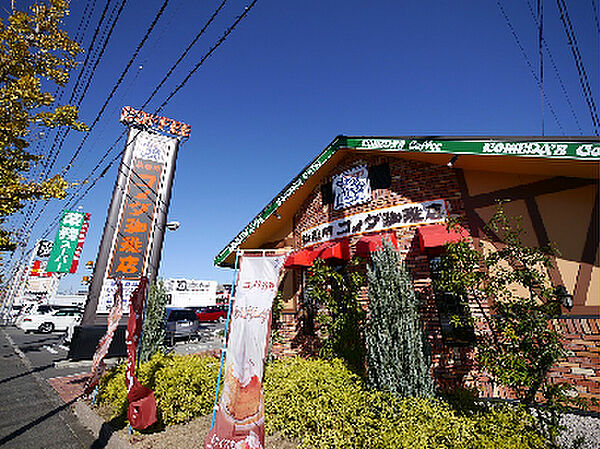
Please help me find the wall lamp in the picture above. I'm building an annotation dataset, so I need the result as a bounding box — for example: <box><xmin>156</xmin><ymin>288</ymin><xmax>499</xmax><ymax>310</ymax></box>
<box><xmin>447</xmin><ymin>155</ymin><xmax>459</xmax><ymax>168</ymax></box>
<box><xmin>274</xmin><ymin>212</ymin><xmax>282</xmax><ymax>220</ymax></box>
<box><xmin>165</xmin><ymin>221</ymin><xmax>180</xmax><ymax>231</ymax></box>
<box><xmin>555</xmin><ymin>285</ymin><xmax>573</xmax><ymax>310</ymax></box>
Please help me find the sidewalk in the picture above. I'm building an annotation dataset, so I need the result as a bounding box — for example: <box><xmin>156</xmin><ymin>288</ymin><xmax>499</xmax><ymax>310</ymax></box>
<box><xmin>0</xmin><ymin>328</ymin><xmax>96</xmax><ymax>448</ymax></box>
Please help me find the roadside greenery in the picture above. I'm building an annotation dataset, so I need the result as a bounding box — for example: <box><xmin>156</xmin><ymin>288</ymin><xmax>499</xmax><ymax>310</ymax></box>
<box><xmin>365</xmin><ymin>239</ymin><xmax>434</xmax><ymax>398</ymax></box>
<box><xmin>434</xmin><ymin>205</ymin><xmax>586</xmax><ymax>448</ymax></box>
<box><xmin>306</xmin><ymin>257</ymin><xmax>366</xmax><ymax>376</ymax></box>
<box><xmin>0</xmin><ymin>0</ymin><xmax>87</xmax><ymax>250</ymax></box>
<box><xmin>98</xmin><ymin>355</ymin><xmax>545</xmax><ymax>448</ymax></box>
<box><xmin>139</xmin><ymin>280</ymin><xmax>168</xmax><ymax>363</ymax></box>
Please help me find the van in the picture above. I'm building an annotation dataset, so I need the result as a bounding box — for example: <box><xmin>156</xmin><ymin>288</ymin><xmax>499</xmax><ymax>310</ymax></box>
<box><xmin>165</xmin><ymin>308</ymin><xmax>199</xmax><ymax>344</ymax></box>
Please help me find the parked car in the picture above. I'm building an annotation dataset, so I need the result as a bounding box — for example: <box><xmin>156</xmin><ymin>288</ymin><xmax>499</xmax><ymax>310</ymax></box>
<box><xmin>165</xmin><ymin>308</ymin><xmax>199</xmax><ymax>342</ymax></box>
<box><xmin>15</xmin><ymin>304</ymin><xmax>82</xmax><ymax>327</ymax></box>
<box><xmin>194</xmin><ymin>305</ymin><xmax>228</xmax><ymax>322</ymax></box>
<box><xmin>19</xmin><ymin>309</ymin><xmax>82</xmax><ymax>334</ymax></box>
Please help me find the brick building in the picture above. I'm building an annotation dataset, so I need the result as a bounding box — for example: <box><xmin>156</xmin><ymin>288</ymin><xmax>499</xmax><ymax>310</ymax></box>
<box><xmin>215</xmin><ymin>136</ymin><xmax>599</xmax><ymax>404</ymax></box>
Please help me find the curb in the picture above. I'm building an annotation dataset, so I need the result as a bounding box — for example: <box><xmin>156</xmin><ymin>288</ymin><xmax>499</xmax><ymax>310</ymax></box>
<box><xmin>1</xmin><ymin>328</ymin><xmax>131</xmax><ymax>449</ymax></box>
<box><xmin>72</xmin><ymin>400</ymin><xmax>131</xmax><ymax>449</ymax></box>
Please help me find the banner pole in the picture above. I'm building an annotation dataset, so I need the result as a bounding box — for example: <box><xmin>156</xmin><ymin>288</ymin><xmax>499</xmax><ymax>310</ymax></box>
<box><xmin>136</xmin><ymin>276</ymin><xmax>150</xmax><ymax>372</ymax></box>
<box><xmin>210</xmin><ymin>249</ymin><xmax>240</xmax><ymax>430</ymax></box>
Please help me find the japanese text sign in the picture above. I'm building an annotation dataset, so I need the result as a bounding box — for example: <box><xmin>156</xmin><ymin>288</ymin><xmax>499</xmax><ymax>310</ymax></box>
<box><xmin>108</xmin><ymin>158</ymin><xmax>163</xmax><ymax>279</ymax></box>
<box><xmin>302</xmin><ymin>199</ymin><xmax>448</xmax><ymax>246</ymax></box>
<box><xmin>46</xmin><ymin>210</ymin><xmax>90</xmax><ymax>273</ymax></box>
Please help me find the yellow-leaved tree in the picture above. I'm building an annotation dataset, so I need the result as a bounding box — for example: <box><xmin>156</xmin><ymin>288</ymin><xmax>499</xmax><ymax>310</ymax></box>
<box><xmin>0</xmin><ymin>0</ymin><xmax>87</xmax><ymax>250</ymax></box>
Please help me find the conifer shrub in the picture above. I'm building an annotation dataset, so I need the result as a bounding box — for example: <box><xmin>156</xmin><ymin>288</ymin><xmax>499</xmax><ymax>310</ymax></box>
<box><xmin>365</xmin><ymin>239</ymin><xmax>434</xmax><ymax>398</ymax></box>
<box><xmin>139</xmin><ymin>280</ymin><xmax>168</xmax><ymax>363</ymax></box>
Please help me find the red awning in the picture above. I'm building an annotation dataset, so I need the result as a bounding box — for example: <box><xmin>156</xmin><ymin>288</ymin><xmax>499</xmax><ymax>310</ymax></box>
<box><xmin>284</xmin><ymin>238</ymin><xmax>350</xmax><ymax>269</ymax></box>
<box><xmin>418</xmin><ymin>224</ymin><xmax>469</xmax><ymax>254</ymax></box>
<box><xmin>314</xmin><ymin>239</ymin><xmax>350</xmax><ymax>261</ymax></box>
<box><xmin>284</xmin><ymin>248</ymin><xmax>317</xmax><ymax>269</ymax></box>
<box><xmin>355</xmin><ymin>232</ymin><xmax>398</xmax><ymax>257</ymax></box>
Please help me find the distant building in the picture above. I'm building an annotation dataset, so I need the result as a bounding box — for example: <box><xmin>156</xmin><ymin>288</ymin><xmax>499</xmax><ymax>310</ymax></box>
<box><xmin>163</xmin><ymin>279</ymin><xmax>217</xmax><ymax>308</ymax></box>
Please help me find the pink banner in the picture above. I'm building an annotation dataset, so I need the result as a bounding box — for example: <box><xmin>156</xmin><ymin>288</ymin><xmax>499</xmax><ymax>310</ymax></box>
<box><xmin>125</xmin><ymin>277</ymin><xmax>157</xmax><ymax>430</ymax></box>
<box><xmin>85</xmin><ymin>279</ymin><xmax>123</xmax><ymax>394</ymax></box>
<box><xmin>70</xmin><ymin>213</ymin><xmax>91</xmax><ymax>273</ymax></box>
<box><xmin>205</xmin><ymin>254</ymin><xmax>286</xmax><ymax>449</ymax></box>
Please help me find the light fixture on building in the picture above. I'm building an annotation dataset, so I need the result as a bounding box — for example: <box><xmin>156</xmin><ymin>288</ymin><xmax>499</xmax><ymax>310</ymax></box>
<box><xmin>274</xmin><ymin>211</ymin><xmax>282</xmax><ymax>220</ymax></box>
<box><xmin>555</xmin><ymin>285</ymin><xmax>573</xmax><ymax>310</ymax></box>
<box><xmin>447</xmin><ymin>155</ymin><xmax>459</xmax><ymax>168</ymax></box>
<box><xmin>166</xmin><ymin>221</ymin><xmax>180</xmax><ymax>231</ymax></box>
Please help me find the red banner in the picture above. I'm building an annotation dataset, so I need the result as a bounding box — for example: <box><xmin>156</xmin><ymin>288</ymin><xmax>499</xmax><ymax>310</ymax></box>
<box><xmin>125</xmin><ymin>277</ymin><xmax>157</xmax><ymax>429</ymax></box>
<box><xmin>85</xmin><ymin>279</ymin><xmax>123</xmax><ymax>394</ymax></box>
<box><xmin>70</xmin><ymin>213</ymin><xmax>91</xmax><ymax>273</ymax></box>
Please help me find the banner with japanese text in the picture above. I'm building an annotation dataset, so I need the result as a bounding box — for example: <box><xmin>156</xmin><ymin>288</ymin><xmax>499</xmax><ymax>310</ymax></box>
<box><xmin>46</xmin><ymin>211</ymin><xmax>90</xmax><ymax>273</ymax></box>
<box><xmin>85</xmin><ymin>279</ymin><xmax>123</xmax><ymax>394</ymax></box>
<box><xmin>97</xmin><ymin>129</ymin><xmax>178</xmax><ymax>313</ymax></box>
<box><xmin>124</xmin><ymin>277</ymin><xmax>157</xmax><ymax>429</ymax></box>
<box><xmin>205</xmin><ymin>254</ymin><xmax>286</xmax><ymax>449</ymax></box>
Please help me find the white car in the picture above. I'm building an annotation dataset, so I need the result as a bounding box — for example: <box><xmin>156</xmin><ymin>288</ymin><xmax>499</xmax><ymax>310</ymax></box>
<box><xmin>19</xmin><ymin>309</ymin><xmax>82</xmax><ymax>334</ymax></box>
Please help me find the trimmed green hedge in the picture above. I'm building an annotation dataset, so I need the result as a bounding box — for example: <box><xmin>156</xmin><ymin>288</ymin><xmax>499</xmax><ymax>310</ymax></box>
<box><xmin>98</xmin><ymin>355</ymin><xmax>545</xmax><ymax>448</ymax></box>
<box><xmin>97</xmin><ymin>352</ymin><xmax>220</xmax><ymax>425</ymax></box>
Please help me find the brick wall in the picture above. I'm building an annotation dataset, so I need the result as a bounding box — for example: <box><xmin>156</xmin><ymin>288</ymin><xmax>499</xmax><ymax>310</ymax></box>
<box><xmin>270</xmin><ymin>153</ymin><xmax>599</xmax><ymax>408</ymax></box>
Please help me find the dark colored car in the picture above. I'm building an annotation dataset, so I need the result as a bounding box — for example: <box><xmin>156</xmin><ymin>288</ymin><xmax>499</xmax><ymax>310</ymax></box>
<box><xmin>165</xmin><ymin>308</ymin><xmax>199</xmax><ymax>342</ymax></box>
<box><xmin>195</xmin><ymin>305</ymin><xmax>228</xmax><ymax>322</ymax></box>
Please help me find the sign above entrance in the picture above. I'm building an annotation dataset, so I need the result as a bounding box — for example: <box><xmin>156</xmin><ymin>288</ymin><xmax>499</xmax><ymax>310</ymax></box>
<box><xmin>345</xmin><ymin>138</ymin><xmax>600</xmax><ymax>160</ymax></box>
<box><xmin>301</xmin><ymin>199</ymin><xmax>448</xmax><ymax>247</ymax></box>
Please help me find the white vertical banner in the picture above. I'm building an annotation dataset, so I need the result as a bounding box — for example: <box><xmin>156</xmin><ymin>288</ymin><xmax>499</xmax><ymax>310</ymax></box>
<box><xmin>205</xmin><ymin>254</ymin><xmax>286</xmax><ymax>449</ymax></box>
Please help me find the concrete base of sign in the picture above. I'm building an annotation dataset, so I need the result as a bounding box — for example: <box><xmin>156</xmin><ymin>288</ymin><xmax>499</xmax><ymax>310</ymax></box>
<box><xmin>68</xmin><ymin>324</ymin><xmax>127</xmax><ymax>360</ymax></box>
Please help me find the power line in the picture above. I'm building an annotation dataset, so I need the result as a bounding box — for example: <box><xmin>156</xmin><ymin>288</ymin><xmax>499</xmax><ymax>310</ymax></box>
<box><xmin>62</xmin><ymin>0</ymin><xmax>173</xmax><ymax>173</ymax></box>
<box><xmin>495</xmin><ymin>0</ymin><xmax>565</xmax><ymax>133</ymax></box>
<box><xmin>73</xmin><ymin>0</ymin><xmax>99</xmax><ymax>44</ymax></box>
<box><xmin>591</xmin><ymin>0</ymin><xmax>600</xmax><ymax>34</ymax></box>
<box><xmin>555</xmin><ymin>0</ymin><xmax>600</xmax><ymax>134</ymax></box>
<box><xmin>3</xmin><ymin>0</ymin><xmax>260</xmax><ymax>284</ymax></box>
<box><xmin>526</xmin><ymin>1</ymin><xmax>584</xmax><ymax>133</ymax></box>
<box><xmin>13</xmin><ymin>0</ymin><xmax>129</xmax><ymax>243</ymax></box>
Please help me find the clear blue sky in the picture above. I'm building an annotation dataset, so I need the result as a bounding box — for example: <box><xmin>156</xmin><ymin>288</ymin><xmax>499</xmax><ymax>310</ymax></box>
<box><xmin>4</xmin><ymin>0</ymin><xmax>599</xmax><ymax>293</ymax></box>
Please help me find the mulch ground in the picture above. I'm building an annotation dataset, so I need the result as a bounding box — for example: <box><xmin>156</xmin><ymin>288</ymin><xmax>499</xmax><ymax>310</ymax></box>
<box><xmin>48</xmin><ymin>372</ymin><xmax>296</xmax><ymax>448</ymax></box>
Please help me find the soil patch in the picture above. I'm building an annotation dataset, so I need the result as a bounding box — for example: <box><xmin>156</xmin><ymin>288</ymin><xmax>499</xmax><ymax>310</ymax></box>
<box><xmin>118</xmin><ymin>414</ymin><xmax>296</xmax><ymax>449</ymax></box>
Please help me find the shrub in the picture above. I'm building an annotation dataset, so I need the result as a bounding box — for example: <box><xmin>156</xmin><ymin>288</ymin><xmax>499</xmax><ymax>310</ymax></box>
<box><xmin>139</xmin><ymin>280</ymin><xmax>168</xmax><ymax>363</ymax></box>
<box><xmin>154</xmin><ymin>354</ymin><xmax>220</xmax><ymax>425</ymax></box>
<box><xmin>264</xmin><ymin>357</ymin><xmax>545</xmax><ymax>449</ymax></box>
<box><xmin>366</xmin><ymin>239</ymin><xmax>434</xmax><ymax>398</ymax></box>
<box><xmin>97</xmin><ymin>353</ymin><xmax>220</xmax><ymax>426</ymax></box>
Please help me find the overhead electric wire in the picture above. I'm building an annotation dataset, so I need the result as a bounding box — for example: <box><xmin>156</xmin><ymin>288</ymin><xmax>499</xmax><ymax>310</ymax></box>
<box><xmin>62</xmin><ymin>0</ymin><xmax>172</xmax><ymax>173</ymax></box>
<box><xmin>526</xmin><ymin>1</ymin><xmax>583</xmax><ymax>133</ymax></box>
<box><xmin>10</xmin><ymin>0</ymin><xmax>119</xmax><ymax>236</ymax></box>
<box><xmin>73</xmin><ymin>0</ymin><xmax>99</xmax><ymax>45</ymax></box>
<box><xmin>3</xmin><ymin>0</ymin><xmax>260</xmax><ymax>285</ymax></box>
<box><xmin>591</xmin><ymin>0</ymin><xmax>600</xmax><ymax>34</ymax></box>
<box><xmin>14</xmin><ymin>0</ymin><xmax>129</xmax><ymax>244</ymax></box>
<box><xmin>555</xmin><ymin>0</ymin><xmax>600</xmax><ymax>135</ymax></box>
<box><xmin>50</xmin><ymin>0</ymin><xmax>231</xmax><ymax>207</ymax></box>
<box><xmin>495</xmin><ymin>0</ymin><xmax>565</xmax><ymax>133</ymax></box>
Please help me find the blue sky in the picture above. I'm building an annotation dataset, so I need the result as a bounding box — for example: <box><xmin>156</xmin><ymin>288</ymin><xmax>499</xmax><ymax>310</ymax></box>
<box><xmin>4</xmin><ymin>0</ymin><xmax>599</xmax><ymax>293</ymax></box>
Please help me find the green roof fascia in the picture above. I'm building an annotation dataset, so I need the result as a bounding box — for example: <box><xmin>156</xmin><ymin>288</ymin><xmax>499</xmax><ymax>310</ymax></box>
<box><xmin>214</xmin><ymin>136</ymin><xmax>346</xmax><ymax>266</ymax></box>
<box><xmin>344</xmin><ymin>137</ymin><xmax>600</xmax><ymax>160</ymax></box>
<box><xmin>214</xmin><ymin>135</ymin><xmax>600</xmax><ymax>267</ymax></box>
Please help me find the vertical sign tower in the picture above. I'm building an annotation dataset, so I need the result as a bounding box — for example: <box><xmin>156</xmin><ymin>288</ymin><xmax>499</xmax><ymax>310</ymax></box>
<box><xmin>71</xmin><ymin>107</ymin><xmax>190</xmax><ymax>359</ymax></box>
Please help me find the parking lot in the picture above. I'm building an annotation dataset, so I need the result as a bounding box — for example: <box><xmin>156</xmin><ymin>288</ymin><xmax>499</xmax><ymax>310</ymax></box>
<box><xmin>2</xmin><ymin>320</ymin><xmax>225</xmax><ymax>375</ymax></box>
